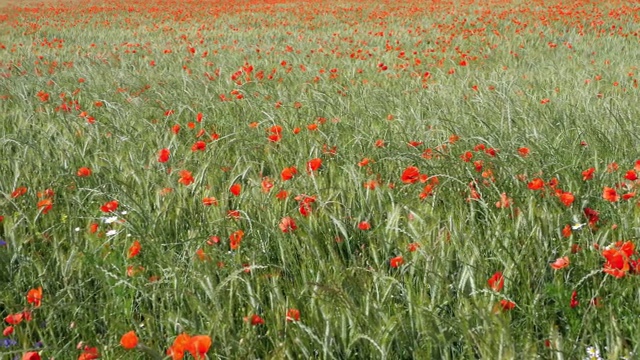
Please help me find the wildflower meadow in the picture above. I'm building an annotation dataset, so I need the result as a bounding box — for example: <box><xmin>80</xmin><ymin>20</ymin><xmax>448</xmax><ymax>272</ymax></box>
<box><xmin>2</xmin><ymin>0</ymin><xmax>640</xmax><ymax>358</ymax></box>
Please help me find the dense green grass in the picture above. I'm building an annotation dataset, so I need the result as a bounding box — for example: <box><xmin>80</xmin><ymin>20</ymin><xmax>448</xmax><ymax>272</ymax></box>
<box><xmin>2</xmin><ymin>0</ymin><xmax>640</xmax><ymax>359</ymax></box>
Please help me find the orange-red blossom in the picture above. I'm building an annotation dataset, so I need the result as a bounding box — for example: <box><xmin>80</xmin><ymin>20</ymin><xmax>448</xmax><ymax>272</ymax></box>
<box><xmin>120</xmin><ymin>330</ymin><xmax>139</xmax><ymax>349</ymax></box>
<box><xmin>26</xmin><ymin>287</ymin><xmax>43</xmax><ymax>307</ymax></box>
<box><xmin>167</xmin><ymin>334</ymin><xmax>212</xmax><ymax>360</ymax></box>
<box><xmin>602</xmin><ymin>241</ymin><xmax>635</xmax><ymax>278</ymax></box>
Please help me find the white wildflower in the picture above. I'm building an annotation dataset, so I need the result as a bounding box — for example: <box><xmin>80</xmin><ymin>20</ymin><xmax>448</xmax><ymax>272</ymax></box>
<box><xmin>571</xmin><ymin>222</ymin><xmax>586</xmax><ymax>230</ymax></box>
<box><xmin>584</xmin><ymin>346</ymin><xmax>602</xmax><ymax>360</ymax></box>
<box><xmin>103</xmin><ymin>216</ymin><xmax>119</xmax><ymax>224</ymax></box>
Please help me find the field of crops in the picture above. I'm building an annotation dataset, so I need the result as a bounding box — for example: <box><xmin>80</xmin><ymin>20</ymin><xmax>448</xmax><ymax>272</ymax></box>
<box><xmin>2</xmin><ymin>0</ymin><xmax>640</xmax><ymax>359</ymax></box>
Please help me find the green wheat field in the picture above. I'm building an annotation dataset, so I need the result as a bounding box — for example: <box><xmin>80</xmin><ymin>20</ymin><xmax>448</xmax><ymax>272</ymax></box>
<box><xmin>2</xmin><ymin>0</ymin><xmax>640</xmax><ymax>359</ymax></box>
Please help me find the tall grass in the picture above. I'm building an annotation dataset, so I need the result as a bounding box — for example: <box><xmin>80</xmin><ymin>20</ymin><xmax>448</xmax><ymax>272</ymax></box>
<box><xmin>1</xmin><ymin>0</ymin><xmax>640</xmax><ymax>359</ymax></box>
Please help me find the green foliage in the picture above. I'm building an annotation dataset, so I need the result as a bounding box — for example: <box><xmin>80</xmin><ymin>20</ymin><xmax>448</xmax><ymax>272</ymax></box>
<box><xmin>1</xmin><ymin>0</ymin><xmax>640</xmax><ymax>359</ymax></box>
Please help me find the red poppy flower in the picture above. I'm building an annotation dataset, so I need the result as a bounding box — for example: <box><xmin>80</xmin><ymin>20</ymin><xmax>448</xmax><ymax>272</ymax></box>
<box><xmin>37</xmin><ymin>188</ymin><xmax>54</xmax><ymax>199</ymax></box>
<box><xmin>158</xmin><ymin>148</ymin><xmax>170</xmax><ymax>163</ymax></box>
<box><xmin>229</xmin><ymin>230</ymin><xmax>244</xmax><ymax>250</ymax></box>
<box><xmin>358</xmin><ymin>221</ymin><xmax>371</xmax><ymax>231</ymax></box>
<box><xmin>401</xmin><ymin>166</ymin><xmax>420</xmax><ymax>184</ymax></box>
<box><xmin>11</xmin><ymin>186</ymin><xmax>27</xmax><ymax>198</ymax></box>
<box><xmin>275</xmin><ymin>190</ymin><xmax>288</xmax><ymax>200</ymax></box>
<box><xmin>499</xmin><ymin>300</ymin><xmax>516</xmax><ymax>311</ymax></box>
<box><xmin>191</xmin><ymin>141</ymin><xmax>206</xmax><ymax>152</ymax></box>
<box><xmin>269</xmin><ymin>125</ymin><xmax>282</xmax><ymax>134</ymax></box>
<box><xmin>36</xmin><ymin>90</ymin><xmax>49</xmax><ymax>102</ymax></box>
<box><xmin>77</xmin><ymin>167</ymin><xmax>92</xmax><ymax>177</ymax></box>
<box><xmin>100</xmin><ymin>200</ymin><xmax>119</xmax><ymax>213</ymax></box>
<box><xmin>517</xmin><ymin>147</ymin><xmax>529</xmax><ymax>157</ymax></box>
<box><xmin>281</xmin><ymin>166</ymin><xmax>297</xmax><ymax>181</ymax></box>
<box><xmin>230</xmin><ymin>183</ymin><xmax>241</xmax><ymax>196</ymax></box>
<box><xmin>550</xmin><ymin>256</ymin><xmax>570</xmax><ymax>270</ymax></box>
<box><xmin>460</xmin><ymin>151</ymin><xmax>473</xmax><ymax>162</ymax></box>
<box><xmin>178</xmin><ymin>170</ymin><xmax>194</xmax><ymax>186</ymax></box>
<box><xmin>167</xmin><ymin>333</ymin><xmax>191</xmax><ymax>360</ymax></box>
<box><xmin>602</xmin><ymin>241</ymin><xmax>635</xmax><ymax>278</ymax></box>
<box><xmin>604</xmin><ymin>266</ymin><xmax>626</xmax><ymax>278</ymax></box>
<box><xmin>526</xmin><ymin>178</ymin><xmax>543</xmax><ymax>190</ymax></box>
<box><xmin>584</xmin><ymin>207</ymin><xmax>599</xmax><ymax>226</ymax></box>
<box><xmin>22</xmin><ymin>352</ymin><xmax>41</xmax><ymax>360</ymax></box>
<box><xmin>624</xmin><ymin>170</ymin><xmax>638</xmax><ymax>181</ymax></box>
<box><xmin>467</xmin><ymin>182</ymin><xmax>481</xmax><ymax>201</ymax></box>
<box><xmin>37</xmin><ymin>198</ymin><xmax>53</xmax><ymax>214</ymax></box>
<box><xmin>185</xmin><ymin>335</ymin><xmax>212</xmax><ymax>360</ymax></box>
<box><xmin>296</xmin><ymin>195</ymin><xmax>316</xmax><ymax>217</ymax></box>
<box><xmin>268</xmin><ymin>125</ymin><xmax>282</xmax><ymax>142</ymax></box>
<box><xmin>407</xmin><ymin>243</ymin><xmax>420</xmax><ymax>252</ymax></box>
<box><xmin>558</xmin><ymin>191</ymin><xmax>575</xmax><ymax>207</ymax></box>
<box><xmin>207</xmin><ymin>236</ymin><xmax>220</xmax><ymax>245</ymax></box>
<box><xmin>249</xmin><ymin>314</ymin><xmax>264</xmax><ymax>326</ymax></box>
<box><xmin>128</xmin><ymin>240</ymin><xmax>141</xmax><ymax>259</ymax></box>
<box><xmin>602</xmin><ymin>186</ymin><xmax>619</xmax><ymax>202</ymax></box>
<box><xmin>363</xmin><ymin>180</ymin><xmax>379</xmax><ymax>190</ymax></box>
<box><xmin>570</xmin><ymin>291</ymin><xmax>579</xmax><ymax>308</ymax></box>
<box><xmin>279</xmin><ymin>217</ymin><xmax>297</xmax><ymax>233</ymax></box>
<box><xmin>358</xmin><ymin>158</ymin><xmax>371</xmax><ymax>167</ymax></box>
<box><xmin>487</xmin><ymin>271</ymin><xmax>504</xmax><ymax>292</ymax></box>
<box><xmin>485</xmin><ymin>148</ymin><xmax>497</xmax><ymax>157</ymax></box>
<box><xmin>472</xmin><ymin>144</ymin><xmax>485</xmax><ymax>152</ymax></box>
<box><xmin>306</xmin><ymin>158</ymin><xmax>322</xmax><ymax>173</ymax></box>
<box><xmin>611</xmin><ymin>240</ymin><xmax>633</xmax><ymax>258</ymax></box>
<box><xmin>227</xmin><ymin>210</ymin><xmax>241</xmax><ymax>219</ymax></box>
<box><xmin>196</xmin><ymin>248</ymin><xmax>211</xmax><ymax>261</ymax></box>
<box><xmin>26</xmin><ymin>287</ymin><xmax>43</xmax><ymax>307</ymax></box>
<box><xmin>390</xmin><ymin>256</ymin><xmax>404</xmax><ymax>268</ymax></box>
<box><xmin>2</xmin><ymin>326</ymin><xmax>13</xmax><ymax>336</ymax></box>
<box><xmin>1</xmin><ymin>323</ymin><xmax>16</xmax><ymax>339</ymax></box>
<box><xmin>21</xmin><ymin>310</ymin><xmax>32</xmax><ymax>322</ymax></box>
<box><xmin>120</xmin><ymin>330</ymin><xmax>138</xmax><ymax>349</ymax></box>
<box><xmin>5</xmin><ymin>313</ymin><xmax>23</xmax><ymax>325</ymax></box>
<box><xmin>78</xmin><ymin>346</ymin><xmax>100</xmax><ymax>360</ymax></box>
<box><xmin>286</xmin><ymin>309</ymin><xmax>300</xmax><ymax>322</ymax></box>
<box><xmin>261</xmin><ymin>178</ymin><xmax>274</xmax><ymax>193</ymax></box>
<box><xmin>202</xmin><ymin>197</ymin><xmax>218</xmax><ymax>206</ymax></box>
<box><xmin>582</xmin><ymin>167</ymin><xmax>595</xmax><ymax>181</ymax></box>
<box><xmin>419</xmin><ymin>184</ymin><xmax>435</xmax><ymax>199</ymax></box>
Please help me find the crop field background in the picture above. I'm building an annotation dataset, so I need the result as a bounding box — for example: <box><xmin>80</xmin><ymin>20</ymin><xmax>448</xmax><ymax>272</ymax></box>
<box><xmin>1</xmin><ymin>0</ymin><xmax>640</xmax><ymax>359</ymax></box>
